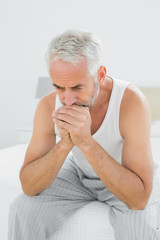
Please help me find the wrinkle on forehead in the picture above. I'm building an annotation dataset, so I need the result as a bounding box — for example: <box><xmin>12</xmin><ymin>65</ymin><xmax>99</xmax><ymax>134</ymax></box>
<box><xmin>50</xmin><ymin>58</ymin><xmax>88</xmax><ymax>75</ymax></box>
<box><xmin>50</xmin><ymin>57</ymin><xmax>93</xmax><ymax>87</ymax></box>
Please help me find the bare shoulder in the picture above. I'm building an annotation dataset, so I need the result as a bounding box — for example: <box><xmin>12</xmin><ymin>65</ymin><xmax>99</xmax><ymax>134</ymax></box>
<box><xmin>120</xmin><ymin>83</ymin><xmax>151</xmax><ymax>139</ymax></box>
<box><xmin>121</xmin><ymin>83</ymin><xmax>150</xmax><ymax>109</ymax></box>
<box><xmin>21</xmin><ymin>92</ymin><xmax>57</xmax><ymax>168</ymax></box>
<box><xmin>38</xmin><ymin>91</ymin><xmax>56</xmax><ymax>115</ymax></box>
<box><xmin>34</xmin><ymin>92</ymin><xmax>56</xmax><ymax>135</ymax></box>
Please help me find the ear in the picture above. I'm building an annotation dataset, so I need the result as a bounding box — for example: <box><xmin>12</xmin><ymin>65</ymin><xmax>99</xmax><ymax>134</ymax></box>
<box><xmin>98</xmin><ymin>66</ymin><xmax>107</xmax><ymax>84</ymax></box>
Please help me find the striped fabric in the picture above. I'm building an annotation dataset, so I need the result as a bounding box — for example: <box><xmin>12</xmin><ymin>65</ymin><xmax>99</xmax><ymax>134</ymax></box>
<box><xmin>8</xmin><ymin>156</ymin><xmax>160</xmax><ymax>240</ymax></box>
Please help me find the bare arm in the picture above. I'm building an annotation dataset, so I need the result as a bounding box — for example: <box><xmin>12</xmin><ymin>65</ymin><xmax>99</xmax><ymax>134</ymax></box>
<box><xmin>79</xmin><ymin>89</ymin><xmax>153</xmax><ymax>210</ymax></box>
<box><xmin>20</xmin><ymin>94</ymin><xmax>73</xmax><ymax>196</ymax></box>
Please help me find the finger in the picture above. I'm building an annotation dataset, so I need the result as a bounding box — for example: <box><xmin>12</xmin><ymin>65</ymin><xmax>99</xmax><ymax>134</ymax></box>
<box><xmin>54</xmin><ymin>107</ymin><xmax>90</xmax><ymax>122</ymax></box>
<box><xmin>54</xmin><ymin>105</ymin><xmax>89</xmax><ymax>116</ymax></box>
<box><xmin>66</xmin><ymin>105</ymin><xmax>90</xmax><ymax>116</ymax></box>
<box><xmin>53</xmin><ymin>113</ymin><xmax>79</xmax><ymax>126</ymax></box>
<box><xmin>57</xmin><ymin>125</ymin><xmax>70</xmax><ymax>137</ymax></box>
<box><xmin>53</xmin><ymin>118</ymin><xmax>73</xmax><ymax>132</ymax></box>
<box><xmin>54</xmin><ymin>117</ymin><xmax>87</xmax><ymax>135</ymax></box>
<box><xmin>69</xmin><ymin>105</ymin><xmax>89</xmax><ymax>113</ymax></box>
<box><xmin>52</xmin><ymin>108</ymin><xmax>76</xmax><ymax>119</ymax></box>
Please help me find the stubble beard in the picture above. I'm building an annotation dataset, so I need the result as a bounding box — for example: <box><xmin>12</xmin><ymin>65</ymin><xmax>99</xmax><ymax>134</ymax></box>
<box><xmin>73</xmin><ymin>81</ymin><xmax>99</xmax><ymax>108</ymax></box>
<box><xmin>61</xmin><ymin>81</ymin><xmax>99</xmax><ymax>108</ymax></box>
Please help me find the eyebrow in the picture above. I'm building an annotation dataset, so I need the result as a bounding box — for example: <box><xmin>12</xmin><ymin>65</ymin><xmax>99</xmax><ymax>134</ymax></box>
<box><xmin>52</xmin><ymin>83</ymin><xmax>85</xmax><ymax>89</ymax></box>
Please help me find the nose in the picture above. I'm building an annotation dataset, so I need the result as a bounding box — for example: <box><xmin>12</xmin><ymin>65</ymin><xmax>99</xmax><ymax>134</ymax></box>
<box><xmin>64</xmin><ymin>91</ymin><xmax>76</xmax><ymax>106</ymax></box>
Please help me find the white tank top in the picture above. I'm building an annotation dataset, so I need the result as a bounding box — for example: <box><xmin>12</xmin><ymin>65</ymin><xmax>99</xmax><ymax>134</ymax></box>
<box><xmin>55</xmin><ymin>78</ymin><xmax>131</xmax><ymax>178</ymax></box>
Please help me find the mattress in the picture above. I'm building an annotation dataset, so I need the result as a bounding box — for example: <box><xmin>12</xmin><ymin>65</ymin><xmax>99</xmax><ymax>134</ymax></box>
<box><xmin>0</xmin><ymin>144</ymin><xmax>28</xmax><ymax>240</ymax></box>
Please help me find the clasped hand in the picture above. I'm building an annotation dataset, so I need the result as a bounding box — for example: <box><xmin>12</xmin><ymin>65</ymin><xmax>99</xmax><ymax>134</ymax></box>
<box><xmin>52</xmin><ymin>105</ymin><xmax>92</xmax><ymax>149</ymax></box>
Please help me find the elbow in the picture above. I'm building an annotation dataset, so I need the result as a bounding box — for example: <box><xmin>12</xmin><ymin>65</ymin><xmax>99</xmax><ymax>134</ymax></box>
<box><xmin>21</xmin><ymin>185</ymin><xmax>38</xmax><ymax>197</ymax></box>
<box><xmin>20</xmin><ymin>173</ymin><xmax>38</xmax><ymax>197</ymax></box>
<box><xmin>129</xmin><ymin>203</ymin><xmax>147</xmax><ymax>211</ymax></box>
<box><xmin>128</xmin><ymin>200</ymin><xmax>148</xmax><ymax>211</ymax></box>
<box><xmin>20</xmin><ymin>178</ymin><xmax>40</xmax><ymax>196</ymax></box>
<box><xmin>19</xmin><ymin>169</ymin><xmax>39</xmax><ymax>197</ymax></box>
<box><xmin>20</xmin><ymin>181</ymin><xmax>36</xmax><ymax>196</ymax></box>
<box><xmin>129</xmin><ymin>187</ymin><xmax>152</xmax><ymax>211</ymax></box>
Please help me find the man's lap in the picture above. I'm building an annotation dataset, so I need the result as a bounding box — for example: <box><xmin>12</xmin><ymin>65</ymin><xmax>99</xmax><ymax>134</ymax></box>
<box><xmin>9</xmin><ymin>155</ymin><xmax>160</xmax><ymax>239</ymax></box>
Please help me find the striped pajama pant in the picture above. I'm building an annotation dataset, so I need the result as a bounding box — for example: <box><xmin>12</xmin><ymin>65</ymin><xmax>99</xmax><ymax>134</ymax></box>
<box><xmin>8</xmin><ymin>156</ymin><xmax>160</xmax><ymax>240</ymax></box>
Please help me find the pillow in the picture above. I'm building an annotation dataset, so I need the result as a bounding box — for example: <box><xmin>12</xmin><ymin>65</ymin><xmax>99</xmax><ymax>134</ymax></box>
<box><xmin>151</xmin><ymin>120</ymin><xmax>160</xmax><ymax>138</ymax></box>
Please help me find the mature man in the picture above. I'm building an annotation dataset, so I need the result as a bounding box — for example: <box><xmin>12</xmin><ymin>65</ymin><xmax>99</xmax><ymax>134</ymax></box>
<box><xmin>8</xmin><ymin>29</ymin><xmax>160</xmax><ymax>240</ymax></box>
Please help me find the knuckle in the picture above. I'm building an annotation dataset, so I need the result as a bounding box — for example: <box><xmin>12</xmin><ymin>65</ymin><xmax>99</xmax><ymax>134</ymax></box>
<box><xmin>65</xmin><ymin>115</ymin><xmax>70</xmax><ymax>122</ymax></box>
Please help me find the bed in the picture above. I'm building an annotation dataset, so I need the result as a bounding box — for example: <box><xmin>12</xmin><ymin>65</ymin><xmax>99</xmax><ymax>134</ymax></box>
<box><xmin>0</xmin><ymin>87</ymin><xmax>160</xmax><ymax>240</ymax></box>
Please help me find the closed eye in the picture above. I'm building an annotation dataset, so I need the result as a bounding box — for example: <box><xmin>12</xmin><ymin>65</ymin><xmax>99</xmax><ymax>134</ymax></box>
<box><xmin>53</xmin><ymin>85</ymin><xmax>65</xmax><ymax>91</ymax></box>
<box><xmin>71</xmin><ymin>86</ymin><xmax>84</xmax><ymax>90</ymax></box>
<box><xmin>53</xmin><ymin>83</ymin><xmax>85</xmax><ymax>91</ymax></box>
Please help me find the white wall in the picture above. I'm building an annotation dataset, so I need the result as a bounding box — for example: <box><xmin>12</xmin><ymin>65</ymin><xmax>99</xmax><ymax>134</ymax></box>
<box><xmin>0</xmin><ymin>0</ymin><xmax>160</xmax><ymax>149</ymax></box>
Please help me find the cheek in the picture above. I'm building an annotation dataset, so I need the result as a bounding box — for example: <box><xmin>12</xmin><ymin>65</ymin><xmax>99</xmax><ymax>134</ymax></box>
<box><xmin>79</xmin><ymin>88</ymin><xmax>94</xmax><ymax>100</ymax></box>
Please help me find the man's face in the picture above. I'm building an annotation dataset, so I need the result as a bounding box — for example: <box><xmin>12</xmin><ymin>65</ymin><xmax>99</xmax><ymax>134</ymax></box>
<box><xmin>49</xmin><ymin>57</ymin><xmax>99</xmax><ymax>108</ymax></box>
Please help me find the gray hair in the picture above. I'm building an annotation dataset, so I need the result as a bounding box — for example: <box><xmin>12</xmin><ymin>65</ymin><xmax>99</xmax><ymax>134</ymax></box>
<box><xmin>45</xmin><ymin>29</ymin><xmax>103</xmax><ymax>77</ymax></box>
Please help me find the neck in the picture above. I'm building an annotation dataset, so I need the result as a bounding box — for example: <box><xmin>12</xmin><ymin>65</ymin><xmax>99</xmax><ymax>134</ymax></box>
<box><xmin>89</xmin><ymin>76</ymin><xmax>113</xmax><ymax>114</ymax></box>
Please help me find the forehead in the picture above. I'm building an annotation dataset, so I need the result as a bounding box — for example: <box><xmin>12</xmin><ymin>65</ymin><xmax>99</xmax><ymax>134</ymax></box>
<box><xmin>49</xmin><ymin>57</ymin><xmax>91</xmax><ymax>86</ymax></box>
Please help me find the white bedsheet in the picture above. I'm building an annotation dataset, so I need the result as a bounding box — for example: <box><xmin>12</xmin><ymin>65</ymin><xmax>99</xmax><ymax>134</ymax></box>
<box><xmin>0</xmin><ymin>136</ymin><xmax>160</xmax><ymax>240</ymax></box>
<box><xmin>0</xmin><ymin>144</ymin><xmax>28</xmax><ymax>240</ymax></box>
